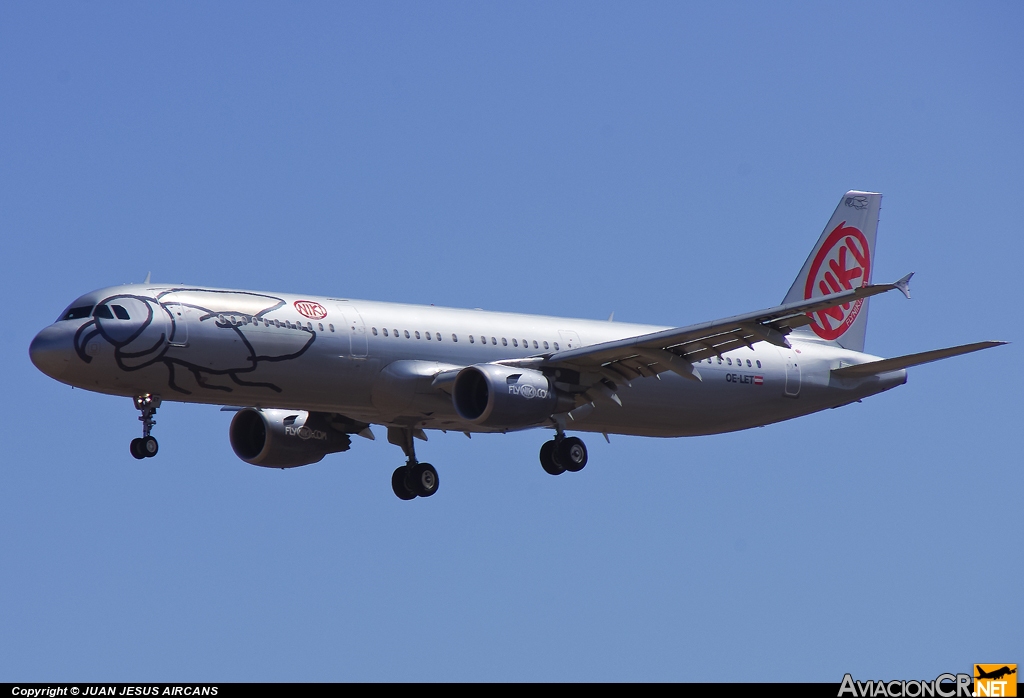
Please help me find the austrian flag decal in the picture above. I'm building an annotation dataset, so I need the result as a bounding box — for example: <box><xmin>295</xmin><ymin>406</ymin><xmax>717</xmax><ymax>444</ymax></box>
<box><xmin>804</xmin><ymin>222</ymin><xmax>871</xmax><ymax>340</ymax></box>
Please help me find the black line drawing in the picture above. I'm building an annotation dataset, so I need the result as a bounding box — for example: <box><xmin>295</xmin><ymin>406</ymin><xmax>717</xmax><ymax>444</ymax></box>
<box><xmin>73</xmin><ymin>288</ymin><xmax>319</xmax><ymax>395</ymax></box>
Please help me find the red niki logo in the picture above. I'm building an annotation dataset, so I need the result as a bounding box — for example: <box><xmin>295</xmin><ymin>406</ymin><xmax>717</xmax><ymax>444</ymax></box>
<box><xmin>804</xmin><ymin>222</ymin><xmax>871</xmax><ymax>340</ymax></box>
<box><xmin>294</xmin><ymin>300</ymin><xmax>328</xmax><ymax>320</ymax></box>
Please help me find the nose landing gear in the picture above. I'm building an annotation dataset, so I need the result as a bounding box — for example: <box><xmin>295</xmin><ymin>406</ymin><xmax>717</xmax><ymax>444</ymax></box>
<box><xmin>130</xmin><ymin>394</ymin><xmax>161</xmax><ymax>459</ymax></box>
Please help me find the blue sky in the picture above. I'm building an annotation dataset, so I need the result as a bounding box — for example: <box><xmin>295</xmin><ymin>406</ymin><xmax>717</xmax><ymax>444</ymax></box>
<box><xmin>1</xmin><ymin>1</ymin><xmax>1020</xmax><ymax>681</ymax></box>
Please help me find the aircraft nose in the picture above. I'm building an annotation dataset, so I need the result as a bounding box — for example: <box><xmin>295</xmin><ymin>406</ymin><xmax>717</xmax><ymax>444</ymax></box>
<box><xmin>30</xmin><ymin>324</ymin><xmax>71</xmax><ymax>380</ymax></box>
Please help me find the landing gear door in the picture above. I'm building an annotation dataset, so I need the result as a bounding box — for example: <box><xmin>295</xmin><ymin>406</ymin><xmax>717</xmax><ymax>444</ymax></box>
<box><xmin>337</xmin><ymin>305</ymin><xmax>367</xmax><ymax>358</ymax></box>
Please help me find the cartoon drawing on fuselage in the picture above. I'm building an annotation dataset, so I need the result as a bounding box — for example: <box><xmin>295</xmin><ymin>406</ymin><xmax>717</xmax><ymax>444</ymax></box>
<box><xmin>71</xmin><ymin>288</ymin><xmax>316</xmax><ymax>395</ymax></box>
<box><xmin>30</xmin><ymin>191</ymin><xmax>1007</xmax><ymax>500</ymax></box>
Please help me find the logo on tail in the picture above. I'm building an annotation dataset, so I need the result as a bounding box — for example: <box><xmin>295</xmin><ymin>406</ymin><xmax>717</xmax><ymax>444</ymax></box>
<box><xmin>804</xmin><ymin>222</ymin><xmax>871</xmax><ymax>340</ymax></box>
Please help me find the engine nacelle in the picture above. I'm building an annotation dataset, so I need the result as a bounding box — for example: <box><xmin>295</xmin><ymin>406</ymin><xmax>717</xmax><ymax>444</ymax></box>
<box><xmin>452</xmin><ymin>364</ymin><xmax>573</xmax><ymax>428</ymax></box>
<box><xmin>229</xmin><ymin>408</ymin><xmax>351</xmax><ymax>468</ymax></box>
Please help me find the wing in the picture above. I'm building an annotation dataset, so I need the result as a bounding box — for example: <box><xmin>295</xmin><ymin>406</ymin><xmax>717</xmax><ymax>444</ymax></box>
<box><xmin>500</xmin><ymin>275</ymin><xmax>914</xmax><ymax>389</ymax></box>
<box><xmin>831</xmin><ymin>341</ymin><xmax>1007</xmax><ymax>378</ymax></box>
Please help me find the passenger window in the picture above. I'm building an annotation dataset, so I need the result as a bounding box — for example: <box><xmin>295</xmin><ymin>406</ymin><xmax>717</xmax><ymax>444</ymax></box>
<box><xmin>452</xmin><ymin>334</ymin><xmax>458</xmax><ymax>342</ymax></box>
<box><xmin>383</xmin><ymin>328</ymin><xmax>388</xmax><ymax>336</ymax></box>
<box><xmin>717</xmin><ymin>357</ymin><xmax>722</xmax><ymax>364</ymax></box>
<box><xmin>61</xmin><ymin>306</ymin><xmax>94</xmax><ymax>320</ymax></box>
<box><xmin>329</xmin><ymin>324</ymin><xmax>335</xmax><ymax>332</ymax></box>
<box><xmin>307</xmin><ymin>322</ymin><xmax>313</xmax><ymax>331</ymax></box>
<box><xmin>319</xmin><ymin>323</ymin><xmax>324</xmax><ymax>331</ymax></box>
<box><xmin>523</xmin><ymin>340</ymin><xmax>528</xmax><ymax>348</ymax></box>
<box><xmin>404</xmin><ymin>330</ymin><xmax>410</xmax><ymax>338</ymax></box>
<box><xmin>502</xmin><ymin>338</ymin><xmax>507</xmax><ymax>346</ymax></box>
<box><xmin>491</xmin><ymin>337</ymin><xmax>496</xmax><ymax>345</ymax></box>
<box><xmin>436</xmin><ymin>333</ymin><xmax>441</xmax><ymax>341</ymax></box>
<box><xmin>746</xmin><ymin>359</ymin><xmax>752</xmax><ymax>367</ymax></box>
<box><xmin>415</xmin><ymin>331</ymin><xmax>421</xmax><ymax>339</ymax></box>
<box><xmin>756</xmin><ymin>360</ymin><xmax>762</xmax><ymax>368</ymax></box>
<box><xmin>512</xmin><ymin>339</ymin><xmax>518</xmax><ymax>347</ymax></box>
<box><xmin>426</xmin><ymin>331</ymin><xmax>431</xmax><ymax>340</ymax></box>
<box><xmin>543</xmin><ymin>341</ymin><xmax>549</xmax><ymax>350</ymax></box>
<box><xmin>393</xmin><ymin>329</ymin><xmax>398</xmax><ymax>337</ymax></box>
<box><xmin>94</xmin><ymin>305</ymin><xmax>113</xmax><ymax>319</ymax></box>
<box><xmin>727</xmin><ymin>358</ymin><xmax>732</xmax><ymax>365</ymax></box>
<box><xmin>553</xmin><ymin>342</ymin><xmax>559</xmax><ymax>350</ymax></box>
<box><xmin>469</xmin><ymin>335</ymin><xmax>475</xmax><ymax>343</ymax></box>
<box><xmin>532</xmin><ymin>340</ymin><xmax>538</xmax><ymax>349</ymax></box>
<box><xmin>112</xmin><ymin>305</ymin><xmax>130</xmax><ymax>320</ymax></box>
<box><xmin>372</xmin><ymin>327</ymin><xmax>378</xmax><ymax>335</ymax></box>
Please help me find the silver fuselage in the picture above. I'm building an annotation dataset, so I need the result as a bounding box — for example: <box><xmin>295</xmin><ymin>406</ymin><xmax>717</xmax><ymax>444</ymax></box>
<box><xmin>30</xmin><ymin>284</ymin><xmax>907</xmax><ymax>438</ymax></box>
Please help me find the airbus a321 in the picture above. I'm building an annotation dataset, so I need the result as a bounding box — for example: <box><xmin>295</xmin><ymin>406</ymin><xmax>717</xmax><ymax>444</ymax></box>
<box><xmin>30</xmin><ymin>192</ymin><xmax>1005</xmax><ymax>500</ymax></box>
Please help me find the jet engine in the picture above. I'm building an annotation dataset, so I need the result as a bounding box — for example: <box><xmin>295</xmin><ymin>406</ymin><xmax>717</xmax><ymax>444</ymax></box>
<box><xmin>452</xmin><ymin>364</ymin><xmax>573</xmax><ymax>428</ymax></box>
<box><xmin>229</xmin><ymin>408</ymin><xmax>351</xmax><ymax>468</ymax></box>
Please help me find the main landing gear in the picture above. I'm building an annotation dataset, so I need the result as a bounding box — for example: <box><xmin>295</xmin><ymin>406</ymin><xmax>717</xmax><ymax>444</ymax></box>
<box><xmin>130</xmin><ymin>394</ymin><xmax>161</xmax><ymax>460</ymax></box>
<box><xmin>539</xmin><ymin>434</ymin><xmax>588</xmax><ymax>475</ymax></box>
<box><xmin>388</xmin><ymin>426</ymin><xmax>439</xmax><ymax>500</ymax></box>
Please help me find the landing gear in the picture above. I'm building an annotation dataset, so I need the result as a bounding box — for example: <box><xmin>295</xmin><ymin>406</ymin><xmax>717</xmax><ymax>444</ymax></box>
<box><xmin>130</xmin><ymin>436</ymin><xmax>158</xmax><ymax>459</ymax></box>
<box><xmin>560</xmin><ymin>436</ymin><xmax>588</xmax><ymax>472</ymax></box>
<box><xmin>540</xmin><ymin>435</ymin><xmax>588</xmax><ymax>475</ymax></box>
<box><xmin>539</xmin><ymin>440</ymin><xmax>565</xmax><ymax>475</ymax></box>
<box><xmin>390</xmin><ymin>462</ymin><xmax>440</xmax><ymax>499</ymax></box>
<box><xmin>391</xmin><ymin>466</ymin><xmax>417</xmax><ymax>500</ymax></box>
<box><xmin>130</xmin><ymin>394</ymin><xmax>161</xmax><ymax>460</ymax></box>
<box><xmin>387</xmin><ymin>426</ymin><xmax>440</xmax><ymax>500</ymax></box>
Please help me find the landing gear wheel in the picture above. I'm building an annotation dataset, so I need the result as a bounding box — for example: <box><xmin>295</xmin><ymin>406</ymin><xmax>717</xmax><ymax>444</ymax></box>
<box><xmin>558</xmin><ymin>437</ymin><xmax>588</xmax><ymax>472</ymax></box>
<box><xmin>540</xmin><ymin>440</ymin><xmax>565</xmax><ymax>475</ymax></box>
<box><xmin>141</xmin><ymin>436</ymin><xmax>158</xmax><ymax>458</ymax></box>
<box><xmin>408</xmin><ymin>462</ymin><xmax>439</xmax><ymax>497</ymax></box>
<box><xmin>130</xmin><ymin>438</ymin><xmax>146</xmax><ymax>460</ymax></box>
<box><xmin>392</xmin><ymin>466</ymin><xmax>417</xmax><ymax>500</ymax></box>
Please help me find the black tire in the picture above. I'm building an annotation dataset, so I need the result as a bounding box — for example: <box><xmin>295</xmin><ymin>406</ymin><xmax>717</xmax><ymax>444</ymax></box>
<box><xmin>409</xmin><ymin>462</ymin><xmax>439</xmax><ymax>497</ymax></box>
<box><xmin>141</xmin><ymin>436</ymin><xmax>159</xmax><ymax>458</ymax></box>
<box><xmin>130</xmin><ymin>438</ymin><xmax>145</xmax><ymax>460</ymax></box>
<box><xmin>539</xmin><ymin>440</ymin><xmax>565</xmax><ymax>475</ymax></box>
<box><xmin>392</xmin><ymin>466</ymin><xmax>417</xmax><ymax>500</ymax></box>
<box><xmin>559</xmin><ymin>437</ymin><xmax>588</xmax><ymax>472</ymax></box>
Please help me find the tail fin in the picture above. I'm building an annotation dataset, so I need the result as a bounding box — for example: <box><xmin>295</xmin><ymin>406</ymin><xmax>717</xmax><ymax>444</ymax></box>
<box><xmin>782</xmin><ymin>191</ymin><xmax>881</xmax><ymax>352</ymax></box>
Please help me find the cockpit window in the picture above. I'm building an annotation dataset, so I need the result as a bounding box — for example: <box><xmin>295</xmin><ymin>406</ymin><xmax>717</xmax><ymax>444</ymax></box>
<box><xmin>94</xmin><ymin>305</ymin><xmax>114</xmax><ymax>319</ymax></box>
<box><xmin>61</xmin><ymin>306</ymin><xmax>93</xmax><ymax>320</ymax></box>
<box><xmin>111</xmin><ymin>305</ymin><xmax>130</xmax><ymax>320</ymax></box>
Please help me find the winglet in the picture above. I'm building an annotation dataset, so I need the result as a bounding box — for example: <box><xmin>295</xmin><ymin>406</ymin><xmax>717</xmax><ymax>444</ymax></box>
<box><xmin>893</xmin><ymin>272</ymin><xmax>913</xmax><ymax>299</ymax></box>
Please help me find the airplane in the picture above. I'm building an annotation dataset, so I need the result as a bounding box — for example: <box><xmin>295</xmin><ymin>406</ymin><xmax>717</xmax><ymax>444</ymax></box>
<box><xmin>29</xmin><ymin>191</ymin><xmax>1006</xmax><ymax>500</ymax></box>
<box><xmin>975</xmin><ymin>666</ymin><xmax>1016</xmax><ymax>681</ymax></box>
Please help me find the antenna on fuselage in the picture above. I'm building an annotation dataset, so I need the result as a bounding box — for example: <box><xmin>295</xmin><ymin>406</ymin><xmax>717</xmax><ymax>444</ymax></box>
<box><xmin>143</xmin><ymin>271</ymin><xmax>151</xmax><ymax>284</ymax></box>
<box><xmin>607</xmin><ymin>311</ymin><xmax>614</xmax><ymax>322</ymax></box>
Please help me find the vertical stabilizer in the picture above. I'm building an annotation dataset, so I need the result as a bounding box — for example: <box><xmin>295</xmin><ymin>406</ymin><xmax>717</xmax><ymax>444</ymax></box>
<box><xmin>782</xmin><ymin>191</ymin><xmax>881</xmax><ymax>352</ymax></box>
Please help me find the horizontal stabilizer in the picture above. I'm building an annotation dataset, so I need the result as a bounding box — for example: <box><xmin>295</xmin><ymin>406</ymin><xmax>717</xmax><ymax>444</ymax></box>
<box><xmin>831</xmin><ymin>341</ymin><xmax>1007</xmax><ymax>378</ymax></box>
